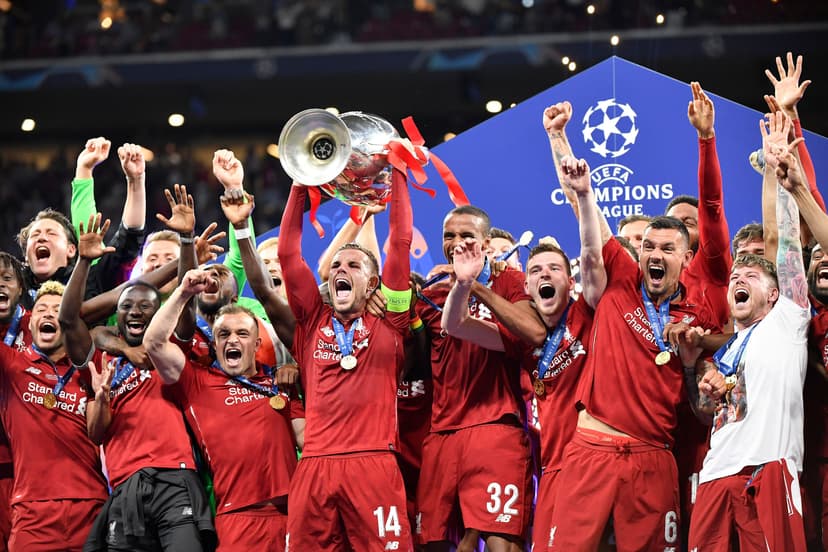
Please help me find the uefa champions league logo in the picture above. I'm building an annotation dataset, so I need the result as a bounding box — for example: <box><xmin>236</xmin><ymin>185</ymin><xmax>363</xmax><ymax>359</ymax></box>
<box><xmin>581</xmin><ymin>99</ymin><xmax>639</xmax><ymax>158</ymax></box>
<box><xmin>550</xmin><ymin>96</ymin><xmax>673</xmax><ymax>218</ymax></box>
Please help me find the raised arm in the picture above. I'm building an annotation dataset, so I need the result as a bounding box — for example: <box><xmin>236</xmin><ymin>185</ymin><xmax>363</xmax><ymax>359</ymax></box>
<box><xmin>155</xmin><ymin>184</ymin><xmax>198</xmax><ymax>341</ymax></box>
<box><xmin>212</xmin><ymin>149</ymin><xmax>257</xmax><ymax>296</ymax></box>
<box><xmin>543</xmin><ymin>103</ymin><xmax>613</xmax><ymax>244</ymax></box>
<box><xmin>278</xmin><ymin>183</ymin><xmax>324</xmax><ymax>321</ymax></box>
<box><xmin>71</xmin><ymin>137</ymin><xmax>110</xmax><ymax>236</ymax></box>
<box><xmin>58</xmin><ymin>214</ymin><xmax>115</xmax><ymax>366</ymax></box>
<box><xmin>84</xmin><ymin>144</ymin><xmax>149</xmax><ymax>297</ymax></box>
<box><xmin>689</xmin><ymin>82</ymin><xmax>732</xmax><ymax>281</ymax></box>
<box><xmin>118</xmin><ymin>143</ymin><xmax>147</xmax><ymax>231</ymax></box>
<box><xmin>765</xmin><ymin>52</ymin><xmax>823</xmax><ymax>208</ymax></box>
<box><xmin>381</xmin><ymin>168</ymin><xmax>412</xmax><ymax>293</ymax></box>
<box><xmin>221</xmin><ymin>191</ymin><xmax>296</xmax><ymax>349</ymax></box>
<box><xmin>562</xmin><ymin>156</ymin><xmax>607</xmax><ymax>308</ymax></box>
<box><xmin>442</xmin><ymin>242</ymin><xmax>505</xmax><ymax>351</ymax></box>
<box><xmin>779</xmin><ymin>158</ymin><xmax>828</xmax><ymax>252</ymax></box>
<box><xmin>761</xmin><ymin>152</ymin><xmax>779</xmax><ymax>264</ymax></box>
<box><xmin>543</xmin><ymin>102</ymin><xmax>579</xmax><ymax>218</ymax></box>
<box><xmin>144</xmin><ymin>269</ymin><xmax>213</xmax><ymax>384</ymax></box>
<box><xmin>318</xmin><ymin>204</ymin><xmax>386</xmax><ymax>281</ymax></box>
<box><xmin>763</xmin><ymin>112</ymin><xmax>808</xmax><ymax>307</ymax></box>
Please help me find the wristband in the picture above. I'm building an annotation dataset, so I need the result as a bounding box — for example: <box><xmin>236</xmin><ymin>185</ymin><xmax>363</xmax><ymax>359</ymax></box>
<box><xmin>409</xmin><ymin>316</ymin><xmax>424</xmax><ymax>333</ymax></box>
<box><xmin>234</xmin><ymin>226</ymin><xmax>251</xmax><ymax>241</ymax></box>
<box><xmin>179</xmin><ymin>236</ymin><xmax>194</xmax><ymax>245</ymax></box>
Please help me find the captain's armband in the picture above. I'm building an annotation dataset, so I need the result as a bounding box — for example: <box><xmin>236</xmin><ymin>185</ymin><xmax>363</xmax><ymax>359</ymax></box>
<box><xmin>380</xmin><ymin>284</ymin><xmax>412</xmax><ymax>313</ymax></box>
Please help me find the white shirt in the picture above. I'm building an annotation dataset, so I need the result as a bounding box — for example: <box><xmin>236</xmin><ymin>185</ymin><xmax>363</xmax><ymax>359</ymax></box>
<box><xmin>699</xmin><ymin>295</ymin><xmax>810</xmax><ymax>484</ymax></box>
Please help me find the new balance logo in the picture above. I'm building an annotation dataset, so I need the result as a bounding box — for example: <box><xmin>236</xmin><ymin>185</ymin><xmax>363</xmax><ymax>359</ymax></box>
<box><xmin>384</xmin><ymin>542</ymin><xmax>399</xmax><ymax>550</ymax></box>
<box><xmin>495</xmin><ymin>513</ymin><xmax>512</xmax><ymax>523</ymax></box>
<box><xmin>181</xmin><ymin>506</ymin><xmax>193</xmax><ymax>517</ymax></box>
<box><xmin>25</xmin><ymin>367</ymin><xmax>41</xmax><ymax>376</ymax></box>
<box><xmin>548</xmin><ymin>526</ymin><xmax>557</xmax><ymax>547</ymax></box>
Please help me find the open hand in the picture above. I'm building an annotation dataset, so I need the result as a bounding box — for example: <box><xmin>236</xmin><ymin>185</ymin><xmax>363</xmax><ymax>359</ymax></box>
<box><xmin>77</xmin><ymin>213</ymin><xmax>116</xmax><ymax>260</ymax></box>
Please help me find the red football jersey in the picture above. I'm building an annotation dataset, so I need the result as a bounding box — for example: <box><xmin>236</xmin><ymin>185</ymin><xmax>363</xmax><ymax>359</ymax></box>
<box><xmin>101</xmin><ymin>358</ymin><xmax>196</xmax><ymax>488</ymax></box>
<box><xmin>280</xmin><ymin>169</ymin><xmax>412</xmax><ymax>459</ymax></box>
<box><xmin>0</xmin><ymin>308</ymin><xmax>32</xmax><ymax>466</ymax></box>
<box><xmin>172</xmin><ymin>360</ymin><xmax>302</xmax><ymax>514</ymax></box>
<box><xmin>0</xmin><ymin>344</ymin><xmax>107</xmax><ymax>504</ymax></box>
<box><xmin>807</xmin><ymin>301</ymin><xmax>828</xmax><ymax>458</ymax></box>
<box><xmin>291</xmin><ymin>301</ymin><xmax>407</xmax><ymax>457</ymax></box>
<box><xmin>578</xmin><ymin>238</ymin><xmax>716</xmax><ymax>448</ymax></box>
<box><xmin>503</xmin><ymin>295</ymin><xmax>594</xmax><ymax>472</ymax></box>
<box><xmin>397</xmin><ymin>375</ymin><xmax>433</xmax><ymax>471</ymax></box>
<box><xmin>415</xmin><ymin>269</ymin><xmax>528</xmax><ymax>432</ymax></box>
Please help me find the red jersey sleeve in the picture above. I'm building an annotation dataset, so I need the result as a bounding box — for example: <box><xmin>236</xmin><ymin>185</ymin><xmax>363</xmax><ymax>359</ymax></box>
<box><xmin>381</xmin><ymin>169</ymin><xmax>414</xmax><ymax>334</ymax></box>
<box><xmin>696</xmin><ymin>136</ymin><xmax>732</xmax><ymax>287</ymax></box>
<box><xmin>793</xmin><ymin>119</ymin><xmax>824</xmax><ymax>212</ymax></box>
<box><xmin>278</xmin><ymin>185</ymin><xmax>325</xmax><ymax>325</ymax></box>
<box><xmin>382</xmin><ymin>169</ymin><xmax>413</xmax><ymax>293</ymax></box>
<box><xmin>603</xmin><ymin>237</ymin><xmax>638</xmax><ymax>286</ymax></box>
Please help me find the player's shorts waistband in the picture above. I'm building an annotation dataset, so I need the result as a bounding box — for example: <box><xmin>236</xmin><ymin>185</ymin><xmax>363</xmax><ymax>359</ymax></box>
<box><xmin>573</xmin><ymin>427</ymin><xmax>667</xmax><ymax>453</ymax></box>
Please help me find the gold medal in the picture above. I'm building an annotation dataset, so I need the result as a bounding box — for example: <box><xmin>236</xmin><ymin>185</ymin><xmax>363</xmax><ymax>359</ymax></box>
<box><xmin>340</xmin><ymin>354</ymin><xmax>357</xmax><ymax>371</ymax></box>
<box><xmin>655</xmin><ymin>351</ymin><xmax>671</xmax><ymax>366</ymax></box>
<box><xmin>724</xmin><ymin>375</ymin><xmax>737</xmax><ymax>391</ymax></box>
<box><xmin>269</xmin><ymin>395</ymin><xmax>287</xmax><ymax>411</ymax></box>
<box><xmin>43</xmin><ymin>392</ymin><xmax>57</xmax><ymax>410</ymax></box>
<box><xmin>533</xmin><ymin>378</ymin><xmax>546</xmax><ymax>397</ymax></box>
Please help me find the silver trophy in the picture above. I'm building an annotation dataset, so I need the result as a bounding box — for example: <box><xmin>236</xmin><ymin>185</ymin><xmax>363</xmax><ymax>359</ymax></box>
<box><xmin>278</xmin><ymin>108</ymin><xmax>409</xmax><ymax>206</ymax></box>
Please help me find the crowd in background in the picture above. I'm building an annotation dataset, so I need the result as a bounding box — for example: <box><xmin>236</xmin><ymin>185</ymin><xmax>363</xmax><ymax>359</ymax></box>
<box><xmin>0</xmin><ymin>144</ymin><xmax>292</xmax><ymax>262</ymax></box>
<box><xmin>2</xmin><ymin>0</ymin><xmax>825</xmax><ymax>59</ymax></box>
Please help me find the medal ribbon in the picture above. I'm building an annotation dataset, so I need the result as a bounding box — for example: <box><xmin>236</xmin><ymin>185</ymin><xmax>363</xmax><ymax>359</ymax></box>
<box><xmin>109</xmin><ymin>357</ymin><xmax>136</xmax><ymax>392</ymax></box>
<box><xmin>196</xmin><ymin>316</ymin><xmax>214</xmax><ymax>342</ymax></box>
<box><xmin>212</xmin><ymin>360</ymin><xmax>279</xmax><ymax>397</ymax></box>
<box><xmin>3</xmin><ymin>304</ymin><xmax>24</xmax><ymax>346</ymax></box>
<box><xmin>537</xmin><ymin>299</ymin><xmax>573</xmax><ymax>380</ymax></box>
<box><xmin>332</xmin><ymin>316</ymin><xmax>361</xmax><ymax>358</ymax></box>
<box><xmin>496</xmin><ymin>243</ymin><xmax>530</xmax><ymax>264</ymax></box>
<box><xmin>640</xmin><ymin>283</ymin><xmax>681</xmax><ymax>356</ymax></box>
<box><xmin>712</xmin><ymin>323</ymin><xmax>758</xmax><ymax>377</ymax></box>
<box><xmin>31</xmin><ymin>344</ymin><xmax>75</xmax><ymax>398</ymax></box>
<box><xmin>417</xmin><ymin>256</ymin><xmax>492</xmax><ymax>313</ymax></box>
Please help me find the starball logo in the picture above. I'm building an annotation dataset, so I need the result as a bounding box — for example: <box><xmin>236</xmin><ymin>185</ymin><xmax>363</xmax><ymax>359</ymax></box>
<box><xmin>550</xmin><ymin>98</ymin><xmax>674</xmax><ymax>220</ymax></box>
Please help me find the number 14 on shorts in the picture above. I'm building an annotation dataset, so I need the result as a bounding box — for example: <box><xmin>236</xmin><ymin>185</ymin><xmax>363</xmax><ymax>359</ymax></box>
<box><xmin>373</xmin><ymin>505</ymin><xmax>402</xmax><ymax>539</ymax></box>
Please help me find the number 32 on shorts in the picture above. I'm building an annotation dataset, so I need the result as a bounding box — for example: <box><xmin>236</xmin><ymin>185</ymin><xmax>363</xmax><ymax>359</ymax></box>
<box><xmin>485</xmin><ymin>482</ymin><xmax>520</xmax><ymax>522</ymax></box>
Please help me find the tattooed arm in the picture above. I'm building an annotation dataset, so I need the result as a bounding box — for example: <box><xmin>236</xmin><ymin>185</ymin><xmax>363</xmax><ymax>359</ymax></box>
<box><xmin>763</xmin><ymin>112</ymin><xmax>808</xmax><ymax>307</ymax></box>
<box><xmin>542</xmin><ymin>103</ymin><xmax>613</xmax><ymax>243</ymax></box>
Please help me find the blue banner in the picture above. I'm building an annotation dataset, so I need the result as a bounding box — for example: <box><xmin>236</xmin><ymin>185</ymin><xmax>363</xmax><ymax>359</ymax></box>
<box><xmin>246</xmin><ymin>56</ymin><xmax>828</xmax><ymax>290</ymax></box>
